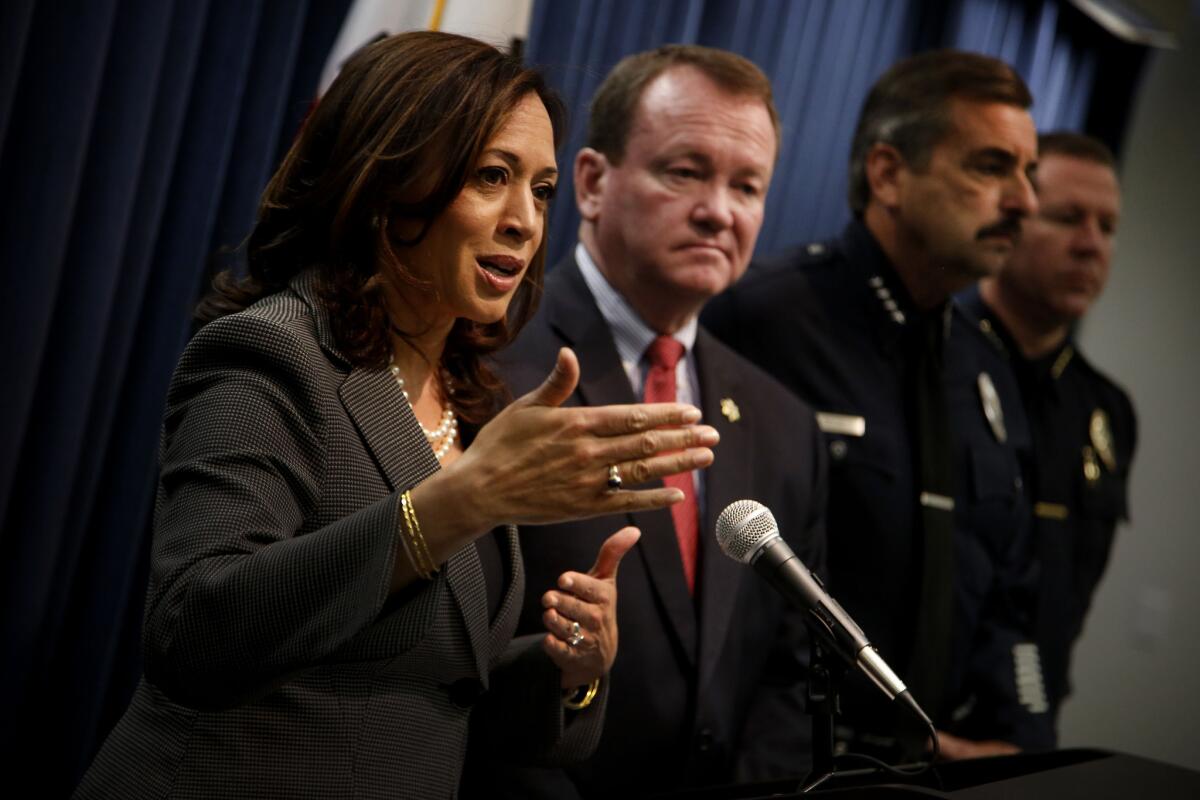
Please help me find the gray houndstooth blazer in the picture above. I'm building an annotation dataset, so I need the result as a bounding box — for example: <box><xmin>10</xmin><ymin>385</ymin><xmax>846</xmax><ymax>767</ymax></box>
<box><xmin>75</xmin><ymin>273</ymin><xmax>604</xmax><ymax>799</ymax></box>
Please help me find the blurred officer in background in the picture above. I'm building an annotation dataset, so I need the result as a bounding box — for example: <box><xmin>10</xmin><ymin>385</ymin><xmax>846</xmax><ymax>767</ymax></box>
<box><xmin>959</xmin><ymin>131</ymin><xmax>1136</xmax><ymax>735</ymax></box>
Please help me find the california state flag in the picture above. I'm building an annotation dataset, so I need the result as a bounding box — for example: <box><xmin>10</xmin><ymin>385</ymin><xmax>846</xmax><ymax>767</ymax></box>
<box><xmin>319</xmin><ymin>0</ymin><xmax>535</xmax><ymax>95</ymax></box>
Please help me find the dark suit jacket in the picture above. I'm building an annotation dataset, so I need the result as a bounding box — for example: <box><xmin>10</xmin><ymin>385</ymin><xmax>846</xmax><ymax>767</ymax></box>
<box><xmin>465</xmin><ymin>257</ymin><xmax>827</xmax><ymax>798</ymax></box>
<box><xmin>75</xmin><ymin>273</ymin><xmax>603</xmax><ymax>800</ymax></box>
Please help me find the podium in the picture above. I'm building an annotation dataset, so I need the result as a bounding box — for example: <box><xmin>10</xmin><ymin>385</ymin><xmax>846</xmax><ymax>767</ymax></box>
<box><xmin>655</xmin><ymin>749</ymin><xmax>1200</xmax><ymax>799</ymax></box>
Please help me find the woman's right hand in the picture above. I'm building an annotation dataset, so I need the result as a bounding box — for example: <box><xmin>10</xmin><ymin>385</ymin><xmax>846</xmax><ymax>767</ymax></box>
<box><xmin>436</xmin><ymin>347</ymin><xmax>717</xmax><ymax>531</ymax></box>
<box><xmin>395</xmin><ymin>347</ymin><xmax>716</xmax><ymax>590</ymax></box>
<box><xmin>455</xmin><ymin>347</ymin><xmax>717</xmax><ymax>527</ymax></box>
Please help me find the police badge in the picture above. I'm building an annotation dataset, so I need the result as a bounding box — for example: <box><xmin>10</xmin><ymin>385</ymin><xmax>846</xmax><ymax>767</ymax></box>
<box><xmin>1090</xmin><ymin>409</ymin><xmax>1117</xmax><ymax>472</ymax></box>
<box><xmin>977</xmin><ymin>372</ymin><xmax>1007</xmax><ymax>443</ymax></box>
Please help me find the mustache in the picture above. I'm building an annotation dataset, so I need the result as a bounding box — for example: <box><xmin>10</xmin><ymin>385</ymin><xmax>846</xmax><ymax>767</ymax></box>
<box><xmin>976</xmin><ymin>217</ymin><xmax>1022</xmax><ymax>240</ymax></box>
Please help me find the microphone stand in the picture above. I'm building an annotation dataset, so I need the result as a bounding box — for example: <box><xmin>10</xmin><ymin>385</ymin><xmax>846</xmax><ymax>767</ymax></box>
<box><xmin>800</xmin><ymin>641</ymin><xmax>845</xmax><ymax>793</ymax></box>
<box><xmin>799</xmin><ymin>641</ymin><xmax>941</xmax><ymax>794</ymax></box>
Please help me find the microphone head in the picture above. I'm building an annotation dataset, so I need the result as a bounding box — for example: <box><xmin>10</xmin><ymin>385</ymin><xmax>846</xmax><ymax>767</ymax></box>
<box><xmin>716</xmin><ymin>500</ymin><xmax>780</xmax><ymax>564</ymax></box>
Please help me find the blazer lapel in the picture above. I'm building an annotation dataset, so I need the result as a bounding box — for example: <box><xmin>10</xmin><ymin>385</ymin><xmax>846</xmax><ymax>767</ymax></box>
<box><xmin>694</xmin><ymin>331</ymin><xmax>753</xmax><ymax>690</ymax></box>
<box><xmin>545</xmin><ymin>258</ymin><xmax>698</xmax><ymax>664</ymax></box>
<box><xmin>488</xmin><ymin>525</ymin><xmax>525</xmax><ymax>647</ymax></box>
<box><xmin>294</xmin><ymin>272</ymin><xmax>493</xmax><ymax>677</ymax></box>
<box><xmin>338</xmin><ymin>366</ymin><xmax>439</xmax><ymax>489</ymax></box>
<box><xmin>544</xmin><ymin>259</ymin><xmax>637</xmax><ymax>409</ymax></box>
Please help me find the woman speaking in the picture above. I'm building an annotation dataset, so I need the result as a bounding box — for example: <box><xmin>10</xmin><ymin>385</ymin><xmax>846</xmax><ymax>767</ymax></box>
<box><xmin>76</xmin><ymin>31</ymin><xmax>717</xmax><ymax>798</ymax></box>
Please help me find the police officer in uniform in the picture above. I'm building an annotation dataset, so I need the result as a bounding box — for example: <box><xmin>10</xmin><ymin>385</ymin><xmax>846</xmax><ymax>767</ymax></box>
<box><xmin>704</xmin><ymin>50</ymin><xmax>1054</xmax><ymax>758</ymax></box>
<box><xmin>960</xmin><ymin>132</ymin><xmax>1136</xmax><ymax>736</ymax></box>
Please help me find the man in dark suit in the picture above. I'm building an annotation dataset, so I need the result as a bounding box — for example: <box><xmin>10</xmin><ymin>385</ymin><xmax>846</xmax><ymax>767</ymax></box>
<box><xmin>465</xmin><ymin>46</ymin><xmax>827</xmax><ymax>798</ymax></box>
<box><xmin>703</xmin><ymin>51</ymin><xmax>1054</xmax><ymax>758</ymax></box>
<box><xmin>960</xmin><ymin>132</ymin><xmax>1137</xmax><ymax>734</ymax></box>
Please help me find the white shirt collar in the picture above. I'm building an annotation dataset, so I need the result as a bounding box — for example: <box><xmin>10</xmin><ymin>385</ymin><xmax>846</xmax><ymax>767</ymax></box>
<box><xmin>574</xmin><ymin>243</ymin><xmax>698</xmax><ymax>372</ymax></box>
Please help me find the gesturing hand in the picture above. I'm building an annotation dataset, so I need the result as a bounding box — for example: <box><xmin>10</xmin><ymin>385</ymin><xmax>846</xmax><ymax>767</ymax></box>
<box><xmin>448</xmin><ymin>347</ymin><xmax>718</xmax><ymax>530</ymax></box>
<box><xmin>542</xmin><ymin>527</ymin><xmax>639</xmax><ymax>689</ymax></box>
<box><xmin>399</xmin><ymin>348</ymin><xmax>716</xmax><ymax>593</ymax></box>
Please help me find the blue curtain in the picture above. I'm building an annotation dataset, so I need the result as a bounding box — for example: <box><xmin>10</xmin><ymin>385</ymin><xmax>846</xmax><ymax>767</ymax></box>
<box><xmin>948</xmin><ymin>0</ymin><xmax>1096</xmax><ymax>131</ymax></box>
<box><xmin>0</xmin><ymin>1</ymin><xmax>350</xmax><ymax>791</ymax></box>
<box><xmin>525</xmin><ymin>0</ymin><xmax>1142</xmax><ymax>264</ymax></box>
<box><xmin>528</xmin><ymin>0</ymin><xmax>923</xmax><ymax>266</ymax></box>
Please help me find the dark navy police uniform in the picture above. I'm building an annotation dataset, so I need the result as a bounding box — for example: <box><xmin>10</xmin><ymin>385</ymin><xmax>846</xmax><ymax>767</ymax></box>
<box><xmin>959</xmin><ymin>286</ymin><xmax>1137</xmax><ymax>728</ymax></box>
<box><xmin>703</xmin><ymin>220</ymin><xmax>1054</xmax><ymax>753</ymax></box>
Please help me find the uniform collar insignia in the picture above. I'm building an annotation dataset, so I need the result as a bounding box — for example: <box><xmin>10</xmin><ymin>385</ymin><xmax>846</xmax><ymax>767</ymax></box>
<box><xmin>1051</xmin><ymin>345</ymin><xmax>1074</xmax><ymax>380</ymax></box>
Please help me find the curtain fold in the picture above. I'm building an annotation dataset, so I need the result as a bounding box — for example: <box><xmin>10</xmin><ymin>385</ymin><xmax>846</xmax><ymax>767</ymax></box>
<box><xmin>0</xmin><ymin>1</ymin><xmax>350</xmax><ymax>791</ymax></box>
<box><xmin>0</xmin><ymin>0</ymin><xmax>38</xmax><ymax>154</ymax></box>
<box><xmin>4</xmin><ymin>0</ymin><xmax>180</xmax><ymax>773</ymax></box>
<box><xmin>948</xmin><ymin>0</ymin><xmax>1100</xmax><ymax>131</ymax></box>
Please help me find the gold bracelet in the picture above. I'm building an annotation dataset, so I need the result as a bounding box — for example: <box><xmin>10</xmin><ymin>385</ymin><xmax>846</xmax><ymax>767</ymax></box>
<box><xmin>395</xmin><ymin>493</ymin><xmax>422</xmax><ymax>576</ymax></box>
<box><xmin>402</xmin><ymin>491</ymin><xmax>436</xmax><ymax>578</ymax></box>
<box><xmin>402</xmin><ymin>490</ymin><xmax>437</xmax><ymax>578</ymax></box>
<box><xmin>561</xmin><ymin>678</ymin><xmax>601</xmax><ymax>711</ymax></box>
<box><xmin>398</xmin><ymin>491</ymin><xmax>422</xmax><ymax>577</ymax></box>
<box><xmin>398</xmin><ymin>489</ymin><xmax>427</xmax><ymax>568</ymax></box>
<box><xmin>399</xmin><ymin>490</ymin><xmax>437</xmax><ymax>579</ymax></box>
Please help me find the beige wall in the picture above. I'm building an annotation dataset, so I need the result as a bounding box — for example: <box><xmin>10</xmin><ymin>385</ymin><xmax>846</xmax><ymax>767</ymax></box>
<box><xmin>1057</xmin><ymin>4</ymin><xmax>1200</xmax><ymax>770</ymax></box>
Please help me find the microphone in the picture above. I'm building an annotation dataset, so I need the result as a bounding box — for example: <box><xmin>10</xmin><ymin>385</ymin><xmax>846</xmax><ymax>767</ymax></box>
<box><xmin>716</xmin><ymin>499</ymin><xmax>930</xmax><ymax>724</ymax></box>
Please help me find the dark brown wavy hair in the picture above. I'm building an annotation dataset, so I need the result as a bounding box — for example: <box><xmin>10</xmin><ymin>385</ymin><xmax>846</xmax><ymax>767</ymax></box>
<box><xmin>197</xmin><ymin>31</ymin><xmax>566</xmax><ymax>426</ymax></box>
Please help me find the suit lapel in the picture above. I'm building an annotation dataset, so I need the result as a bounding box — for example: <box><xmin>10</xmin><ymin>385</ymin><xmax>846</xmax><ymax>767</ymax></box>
<box><xmin>545</xmin><ymin>259</ymin><xmax>637</xmax><ymax>408</ymax></box>
<box><xmin>298</xmin><ymin>270</ymin><xmax>492</xmax><ymax>677</ymax></box>
<box><xmin>338</xmin><ymin>366</ymin><xmax>439</xmax><ymax>490</ymax></box>
<box><xmin>694</xmin><ymin>331</ymin><xmax>753</xmax><ymax>690</ymax></box>
<box><xmin>489</xmin><ymin>525</ymin><xmax>524</xmax><ymax>641</ymax></box>
<box><xmin>337</xmin><ymin>366</ymin><xmax>492</xmax><ymax>676</ymax></box>
<box><xmin>545</xmin><ymin>259</ymin><xmax>698</xmax><ymax>664</ymax></box>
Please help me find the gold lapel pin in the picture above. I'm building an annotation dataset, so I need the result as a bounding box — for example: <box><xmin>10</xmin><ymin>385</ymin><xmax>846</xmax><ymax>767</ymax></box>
<box><xmin>720</xmin><ymin>397</ymin><xmax>741</xmax><ymax>423</ymax></box>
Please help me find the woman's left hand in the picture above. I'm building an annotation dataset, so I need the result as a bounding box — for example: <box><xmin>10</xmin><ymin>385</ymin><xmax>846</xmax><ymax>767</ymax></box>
<box><xmin>541</xmin><ymin>527</ymin><xmax>640</xmax><ymax>689</ymax></box>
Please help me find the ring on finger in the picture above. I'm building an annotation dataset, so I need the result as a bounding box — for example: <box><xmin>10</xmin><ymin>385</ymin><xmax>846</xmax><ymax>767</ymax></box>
<box><xmin>567</xmin><ymin>620</ymin><xmax>585</xmax><ymax>647</ymax></box>
<box><xmin>606</xmin><ymin>464</ymin><xmax>622</xmax><ymax>492</ymax></box>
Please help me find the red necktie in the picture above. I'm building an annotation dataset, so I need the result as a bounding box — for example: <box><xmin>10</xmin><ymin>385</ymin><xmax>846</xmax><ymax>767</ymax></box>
<box><xmin>643</xmin><ymin>335</ymin><xmax>700</xmax><ymax>594</ymax></box>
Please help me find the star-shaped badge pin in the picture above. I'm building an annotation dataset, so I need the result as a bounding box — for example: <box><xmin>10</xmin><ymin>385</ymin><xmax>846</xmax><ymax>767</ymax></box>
<box><xmin>720</xmin><ymin>397</ymin><xmax>740</xmax><ymax>423</ymax></box>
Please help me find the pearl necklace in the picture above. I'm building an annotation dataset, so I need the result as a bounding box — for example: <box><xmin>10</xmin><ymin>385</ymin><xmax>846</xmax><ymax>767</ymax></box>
<box><xmin>389</xmin><ymin>361</ymin><xmax>458</xmax><ymax>460</ymax></box>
